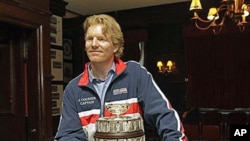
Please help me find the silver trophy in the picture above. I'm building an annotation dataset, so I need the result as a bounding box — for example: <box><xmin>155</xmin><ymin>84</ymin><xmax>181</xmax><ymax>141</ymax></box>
<box><xmin>94</xmin><ymin>103</ymin><xmax>145</xmax><ymax>141</ymax></box>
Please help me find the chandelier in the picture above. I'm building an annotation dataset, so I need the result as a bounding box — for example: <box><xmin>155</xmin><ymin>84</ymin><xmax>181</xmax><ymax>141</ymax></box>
<box><xmin>190</xmin><ymin>0</ymin><xmax>250</xmax><ymax>34</ymax></box>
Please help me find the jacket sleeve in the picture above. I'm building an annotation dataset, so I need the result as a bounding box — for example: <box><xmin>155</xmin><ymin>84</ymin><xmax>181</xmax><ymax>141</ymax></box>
<box><xmin>54</xmin><ymin>87</ymin><xmax>88</xmax><ymax>141</ymax></box>
<box><xmin>136</xmin><ymin>65</ymin><xmax>187</xmax><ymax>141</ymax></box>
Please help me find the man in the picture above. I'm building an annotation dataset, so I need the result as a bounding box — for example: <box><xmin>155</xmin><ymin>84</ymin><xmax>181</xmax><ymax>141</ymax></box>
<box><xmin>55</xmin><ymin>14</ymin><xmax>187</xmax><ymax>141</ymax></box>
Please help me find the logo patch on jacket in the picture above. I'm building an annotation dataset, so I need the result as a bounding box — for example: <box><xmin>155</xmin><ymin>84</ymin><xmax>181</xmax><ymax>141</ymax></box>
<box><xmin>78</xmin><ymin>97</ymin><xmax>96</xmax><ymax>105</ymax></box>
<box><xmin>113</xmin><ymin>88</ymin><xmax>128</xmax><ymax>95</ymax></box>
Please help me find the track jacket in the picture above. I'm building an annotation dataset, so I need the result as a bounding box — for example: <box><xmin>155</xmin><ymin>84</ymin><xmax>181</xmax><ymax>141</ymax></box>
<box><xmin>55</xmin><ymin>59</ymin><xmax>187</xmax><ymax>141</ymax></box>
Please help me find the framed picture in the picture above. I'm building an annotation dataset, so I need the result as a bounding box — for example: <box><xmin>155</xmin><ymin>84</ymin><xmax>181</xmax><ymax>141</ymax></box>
<box><xmin>63</xmin><ymin>39</ymin><xmax>73</xmax><ymax>60</ymax></box>
<box><xmin>51</xmin><ymin>48</ymin><xmax>63</xmax><ymax>81</ymax></box>
<box><xmin>63</xmin><ymin>62</ymin><xmax>73</xmax><ymax>83</ymax></box>
<box><xmin>50</xmin><ymin>15</ymin><xmax>62</xmax><ymax>46</ymax></box>
<box><xmin>51</xmin><ymin>84</ymin><xmax>63</xmax><ymax>116</ymax></box>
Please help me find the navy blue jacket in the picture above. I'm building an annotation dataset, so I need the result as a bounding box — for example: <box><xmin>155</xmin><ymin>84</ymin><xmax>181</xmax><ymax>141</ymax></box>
<box><xmin>55</xmin><ymin>59</ymin><xmax>187</xmax><ymax>141</ymax></box>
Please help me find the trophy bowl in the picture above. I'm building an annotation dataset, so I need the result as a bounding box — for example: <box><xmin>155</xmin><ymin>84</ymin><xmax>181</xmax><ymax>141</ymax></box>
<box><xmin>105</xmin><ymin>103</ymin><xmax>130</xmax><ymax>117</ymax></box>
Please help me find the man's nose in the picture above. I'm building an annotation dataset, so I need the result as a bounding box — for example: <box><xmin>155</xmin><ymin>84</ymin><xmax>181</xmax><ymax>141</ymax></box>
<box><xmin>91</xmin><ymin>37</ymin><xmax>98</xmax><ymax>47</ymax></box>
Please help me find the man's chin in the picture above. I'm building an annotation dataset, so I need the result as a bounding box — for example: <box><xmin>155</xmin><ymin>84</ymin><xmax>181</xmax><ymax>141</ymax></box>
<box><xmin>89</xmin><ymin>59</ymin><xmax>102</xmax><ymax>63</ymax></box>
<box><xmin>88</xmin><ymin>57</ymin><xmax>100</xmax><ymax>62</ymax></box>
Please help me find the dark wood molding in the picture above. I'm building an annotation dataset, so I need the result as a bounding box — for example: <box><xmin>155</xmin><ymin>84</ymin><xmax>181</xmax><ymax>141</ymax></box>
<box><xmin>0</xmin><ymin>1</ymin><xmax>51</xmax><ymax>27</ymax></box>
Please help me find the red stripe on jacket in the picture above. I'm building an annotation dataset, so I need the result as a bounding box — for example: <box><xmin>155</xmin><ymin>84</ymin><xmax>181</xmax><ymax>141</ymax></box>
<box><xmin>79</xmin><ymin>114</ymin><xmax>99</xmax><ymax>126</ymax></box>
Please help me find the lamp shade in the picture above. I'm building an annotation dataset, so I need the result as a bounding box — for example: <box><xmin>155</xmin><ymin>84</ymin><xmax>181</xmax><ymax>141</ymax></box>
<box><xmin>207</xmin><ymin>7</ymin><xmax>219</xmax><ymax>20</ymax></box>
<box><xmin>157</xmin><ymin>61</ymin><xmax>163</xmax><ymax>67</ymax></box>
<box><xmin>190</xmin><ymin>0</ymin><xmax>202</xmax><ymax>11</ymax></box>
<box><xmin>242</xmin><ymin>4</ymin><xmax>249</xmax><ymax>16</ymax></box>
<box><xmin>166</xmin><ymin>60</ymin><xmax>173</xmax><ymax>67</ymax></box>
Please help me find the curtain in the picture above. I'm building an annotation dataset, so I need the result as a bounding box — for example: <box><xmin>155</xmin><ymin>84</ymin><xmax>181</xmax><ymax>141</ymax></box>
<box><xmin>183</xmin><ymin>25</ymin><xmax>250</xmax><ymax>109</ymax></box>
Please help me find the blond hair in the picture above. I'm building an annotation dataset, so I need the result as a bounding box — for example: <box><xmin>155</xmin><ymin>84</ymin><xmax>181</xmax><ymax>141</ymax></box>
<box><xmin>83</xmin><ymin>14</ymin><xmax>124</xmax><ymax>58</ymax></box>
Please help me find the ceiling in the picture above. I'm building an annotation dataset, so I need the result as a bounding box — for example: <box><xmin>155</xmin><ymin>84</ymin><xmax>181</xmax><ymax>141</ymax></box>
<box><xmin>63</xmin><ymin>0</ymin><xmax>189</xmax><ymax>18</ymax></box>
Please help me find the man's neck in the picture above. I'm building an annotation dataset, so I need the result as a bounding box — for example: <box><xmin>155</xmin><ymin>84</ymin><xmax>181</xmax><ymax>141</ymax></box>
<box><xmin>91</xmin><ymin>61</ymin><xmax>114</xmax><ymax>80</ymax></box>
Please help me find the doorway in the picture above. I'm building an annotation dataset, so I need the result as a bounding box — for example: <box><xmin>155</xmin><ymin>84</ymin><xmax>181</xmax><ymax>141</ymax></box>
<box><xmin>0</xmin><ymin>23</ymin><xmax>39</xmax><ymax>141</ymax></box>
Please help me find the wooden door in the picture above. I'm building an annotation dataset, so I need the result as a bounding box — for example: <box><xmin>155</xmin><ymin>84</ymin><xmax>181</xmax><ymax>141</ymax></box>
<box><xmin>0</xmin><ymin>24</ymin><xmax>30</xmax><ymax>141</ymax></box>
<box><xmin>0</xmin><ymin>1</ymin><xmax>53</xmax><ymax>140</ymax></box>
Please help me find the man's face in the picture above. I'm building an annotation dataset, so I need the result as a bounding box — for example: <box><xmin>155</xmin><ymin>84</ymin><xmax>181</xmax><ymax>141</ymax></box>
<box><xmin>85</xmin><ymin>24</ymin><xmax>118</xmax><ymax>63</ymax></box>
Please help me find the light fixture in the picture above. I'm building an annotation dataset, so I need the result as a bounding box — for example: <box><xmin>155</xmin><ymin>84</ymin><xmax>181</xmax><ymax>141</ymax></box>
<box><xmin>156</xmin><ymin>60</ymin><xmax>175</xmax><ymax>74</ymax></box>
<box><xmin>190</xmin><ymin>0</ymin><xmax>250</xmax><ymax>34</ymax></box>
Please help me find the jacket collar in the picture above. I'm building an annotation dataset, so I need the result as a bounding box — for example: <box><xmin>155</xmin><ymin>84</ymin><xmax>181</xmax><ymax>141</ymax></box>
<box><xmin>78</xmin><ymin>58</ymin><xmax>126</xmax><ymax>86</ymax></box>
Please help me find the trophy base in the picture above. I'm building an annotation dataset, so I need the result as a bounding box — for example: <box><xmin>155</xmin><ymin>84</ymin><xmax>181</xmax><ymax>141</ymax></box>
<box><xmin>94</xmin><ymin>129</ymin><xmax>145</xmax><ymax>141</ymax></box>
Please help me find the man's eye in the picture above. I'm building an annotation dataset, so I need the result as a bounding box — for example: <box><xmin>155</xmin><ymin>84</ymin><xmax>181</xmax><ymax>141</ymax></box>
<box><xmin>86</xmin><ymin>37</ymin><xmax>93</xmax><ymax>41</ymax></box>
<box><xmin>98</xmin><ymin>38</ymin><xmax>106</xmax><ymax>41</ymax></box>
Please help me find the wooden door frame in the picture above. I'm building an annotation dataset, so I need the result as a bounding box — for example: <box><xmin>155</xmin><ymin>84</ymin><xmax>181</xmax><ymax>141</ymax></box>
<box><xmin>0</xmin><ymin>1</ymin><xmax>53</xmax><ymax>141</ymax></box>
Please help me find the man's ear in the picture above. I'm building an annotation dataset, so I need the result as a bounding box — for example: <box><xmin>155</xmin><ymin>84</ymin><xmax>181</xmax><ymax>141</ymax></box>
<box><xmin>113</xmin><ymin>45</ymin><xmax>119</xmax><ymax>53</ymax></box>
